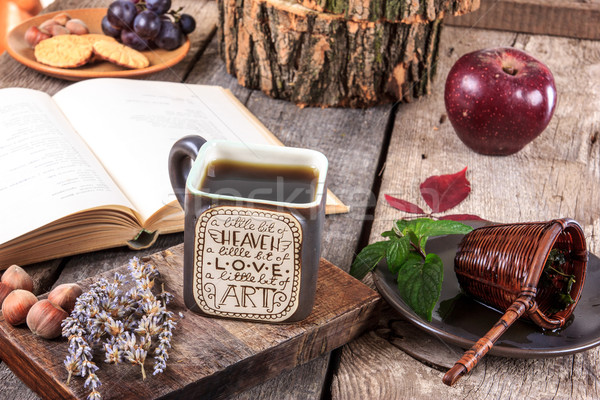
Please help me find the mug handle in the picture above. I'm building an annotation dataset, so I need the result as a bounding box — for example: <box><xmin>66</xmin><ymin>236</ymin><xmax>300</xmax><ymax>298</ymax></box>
<box><xmin>168</xmin><ymin>135</ymin><xmax>207</xmax><ymax>207</ymax></box>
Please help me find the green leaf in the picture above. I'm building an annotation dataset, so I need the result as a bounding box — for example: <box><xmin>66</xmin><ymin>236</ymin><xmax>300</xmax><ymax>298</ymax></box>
<box><xmin>417</xmin><ymin>219</ymin><xmax>474</xmax><ymax>237</ymax></box>
<box><xmin>386</xmin><ymin>236</ymin><xmax>410</xmax><ymax>274</ymax></box>
<box><xmin>350</xmin><ymin>241</ymin><xmax>390</xmax><ymax>280</ymax></box>
<box><xmin>400</xmin><ymin>219</ymin><xmax>428</xmax><ymax>252</ymax></box>
<box><xmin>419</xmin><ymin>235</ymin><xmax>428</xmax><ymax>252</ymax></box>
<box><xmin>394</xmin><ymin>220</ymin><xmax>409</xmax><ymax>234</ymax></box>
<box><xmin>371</xmin><ymin>218</ymin><xmax>472</xmax><ymax>320</ymax></box>
<box><xmin>407</xmin><ymin>230</ymin><xmax>420</xmax><ymax>249</ymax></box>
<box><xmin>402</xmin><ymin>218</ymin><xmax>426</xmax><ymax>236</ymax></box>
<box><xmin>393</xmin><ymin>252</ymin><xmax>423</xmax><ymax>275</ymax></box>
<box><xmin>396</xmin><ymin>253</ymin><xmax>444</xmax><ymax>321</ymax></box>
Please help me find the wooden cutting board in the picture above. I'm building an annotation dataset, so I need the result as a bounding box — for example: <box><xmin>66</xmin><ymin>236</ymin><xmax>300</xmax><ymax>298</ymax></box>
<box><xmin>0</xmin><ymin>244</ymin><xmax>380</xmax><ymax>399</ymax></box>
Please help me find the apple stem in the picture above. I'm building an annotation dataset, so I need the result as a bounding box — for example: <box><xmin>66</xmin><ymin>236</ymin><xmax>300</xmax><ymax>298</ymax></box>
<box><xmin>502</xmin><ymin>65</ymin><xmax>518</xmax><ymax>76</ymax></box>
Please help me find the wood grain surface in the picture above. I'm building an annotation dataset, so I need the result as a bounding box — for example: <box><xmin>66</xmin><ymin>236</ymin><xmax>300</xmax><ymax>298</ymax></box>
<box><xmin>294</xmin><ymin>0</ymin><xmax>479</xmax><ymax>22</ymax></box>
<box><xmin>0</xmin><ymin>0</ymin><xmax>393</xmax><ymax>398</ymax></box>
<box><xmin>2</xmin><ymin>0</ymin><xmax>600</xmax><ymax>398</ymax></box>
<box><xmin>332</xmin><ymin>22</ymin><xmax>600</xmax><ymax>400</ymax></box>
<box><xmin>218</xmin><ymin>0</ymin><xmax>442</xmax><ymax>107</ymax></box>
<box><xmin>446</xmin><ymin>0</ymin><xmax>600</xmax><ymax>40</ymax></box>
<box><xmin>0</xmin><ymin>247</ymin><xmax>380</xmax><ymax>400</ymax></box>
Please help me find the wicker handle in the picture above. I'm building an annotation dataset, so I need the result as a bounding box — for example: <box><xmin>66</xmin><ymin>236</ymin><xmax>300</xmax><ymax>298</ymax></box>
<box><xmin>443</xmin><ymin>295</ymin><xmax>534</xmax><ymax>386</ymax></box>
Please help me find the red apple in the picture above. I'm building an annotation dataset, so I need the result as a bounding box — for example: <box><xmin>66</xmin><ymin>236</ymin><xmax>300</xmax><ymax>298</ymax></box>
<box><xmin>444</xmin><ymin>47</ymin><xmax>557</xmax><ymax>156</ymax></box>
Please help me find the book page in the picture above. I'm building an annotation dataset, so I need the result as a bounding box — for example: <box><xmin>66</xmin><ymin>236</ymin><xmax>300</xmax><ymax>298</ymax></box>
<box><xmin>0</xmin><ymin>88</ymin><xmax>135</xmax><ymax>245</ymax></box>
<box><xmin>52</xmin><ymin>78</ymin><xmax>278</xmax><ymax>225</ymax></box>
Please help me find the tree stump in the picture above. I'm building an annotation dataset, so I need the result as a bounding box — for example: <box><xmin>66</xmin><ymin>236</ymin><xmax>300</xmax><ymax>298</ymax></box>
<box><xmin>295</xmin><ymin>0</ymin><xmax>479</xmax><ymax>23</ymax></box>
<box><xmin>218</xmin><ymin>0</ymin><xmax>443</xmax><ymax>108</ymax></box>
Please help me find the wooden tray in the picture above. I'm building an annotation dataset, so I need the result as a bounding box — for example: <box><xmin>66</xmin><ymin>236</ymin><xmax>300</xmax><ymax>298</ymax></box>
<box><xmin>0</xmin><ymin>245</ymin><xmax>380</xmax><ymax>399</ymax></box>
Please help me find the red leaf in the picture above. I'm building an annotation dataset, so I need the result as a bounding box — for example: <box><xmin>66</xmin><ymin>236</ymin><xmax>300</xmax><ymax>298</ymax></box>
<box><xmin>384</xmin><ymin>194</ymin><xmax>425</xmax><ymax>214</ymax></box>
<box><xmin>439</xmin><ymin>214</ymin><xmax>487</xmax><ymax>221</ymax></box>
<box><xmin>419</xmin><ymin>167</ymin><xmax>471</xmax><ymax>213</ymax></box>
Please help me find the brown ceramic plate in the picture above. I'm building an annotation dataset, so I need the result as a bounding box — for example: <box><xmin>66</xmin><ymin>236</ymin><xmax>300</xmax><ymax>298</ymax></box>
<box><xmin>6</xmin><ymin>8</ymin><xmax>190</xmax><ymax>81</ymax></box>
<box><xmin>373</xmin><ymin>221</ymin><xmax>600</xmax><ymax>358</ymax></box>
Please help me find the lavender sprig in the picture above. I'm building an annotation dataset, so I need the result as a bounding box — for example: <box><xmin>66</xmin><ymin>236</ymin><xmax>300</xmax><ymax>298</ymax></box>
<box><xmin>61</xmin><ymin>257</ymin><xmax>180</xmax><ymax>400</ymax></box>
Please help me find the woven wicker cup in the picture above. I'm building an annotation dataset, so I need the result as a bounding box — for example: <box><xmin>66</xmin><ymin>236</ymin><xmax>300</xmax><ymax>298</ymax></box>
<box><xmin>443</xmin><ymin>218</ymin><xmax>588</xmax><ymax>386</ymax></box>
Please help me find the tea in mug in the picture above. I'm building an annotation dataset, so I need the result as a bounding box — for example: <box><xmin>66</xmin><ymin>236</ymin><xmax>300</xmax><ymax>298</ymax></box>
<box><xmin>199</xmin><ymin>159</ymin><xmax>319</xmax><ymax>204</ymax></box>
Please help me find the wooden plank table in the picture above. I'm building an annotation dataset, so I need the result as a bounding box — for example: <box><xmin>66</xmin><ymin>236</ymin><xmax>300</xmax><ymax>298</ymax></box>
<box><xmin>1</xmin><ymin>0</ymin><xmax>600</xmax><ymax>398</ymax></box>
<box><xmin>332</xmin><ymin>9</ymin><xmax>600</xmax><ymax>400</ymax></box>
<box><xmin>445</xmin><ymin>0</ymin><xmax>600</xmax><ymax>40</ymax></box>
<box><xmin>0</xmin><ymin>0</ymin><xmax>389</xmax><ymax>398</ymax></box>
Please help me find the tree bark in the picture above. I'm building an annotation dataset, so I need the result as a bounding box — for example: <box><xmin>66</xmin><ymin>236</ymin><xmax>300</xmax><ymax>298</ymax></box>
<box><xmin>296</xmin><ymin>0</ymin><xmax>479</xmax><ymax>23</ymax></box>
<box><xmin>218</xmin><ymin>0</ymin><xmax>443</xmax><ymax>108</ymax></box>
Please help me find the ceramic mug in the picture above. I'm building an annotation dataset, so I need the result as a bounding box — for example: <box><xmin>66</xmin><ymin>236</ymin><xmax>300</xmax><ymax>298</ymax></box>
<box><xmin>168</xmin><ymin>136</ymin><xmax>328</xmax><ymax>322</ymax></box>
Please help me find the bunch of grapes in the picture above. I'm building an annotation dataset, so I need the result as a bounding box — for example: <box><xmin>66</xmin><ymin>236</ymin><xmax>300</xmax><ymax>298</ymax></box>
<box><xmin>102</xmin><ymin>0</ymin><xmax>196</xmax><ymax>51</ymax></box>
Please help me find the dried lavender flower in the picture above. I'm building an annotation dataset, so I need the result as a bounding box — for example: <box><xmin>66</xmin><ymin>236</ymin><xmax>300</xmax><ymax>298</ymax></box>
<box><xmin>62</xmin><ymin>257</ymin><xmax>180</xmax><ymax>400</ymax></box>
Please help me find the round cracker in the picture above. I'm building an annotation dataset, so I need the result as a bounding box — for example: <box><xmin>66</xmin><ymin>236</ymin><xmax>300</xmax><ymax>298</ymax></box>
<box><xmin>81</xmin><ymin>33</ymin><xmax>117</xmax><ymax>46</ymax></box>
<box><xmin>34</xmin><ymin>35</ymin><xmax>93</xmax><ymax>68</ymax></box>
<box><xmin>92</xmin><ymin>40</ymin><xmax>149</xmax><ymax>69</ymax></box>
<box><xmin>81</xmin><ymin>34</ymin><xmax>118</xmax><ymax>63</ymax></box>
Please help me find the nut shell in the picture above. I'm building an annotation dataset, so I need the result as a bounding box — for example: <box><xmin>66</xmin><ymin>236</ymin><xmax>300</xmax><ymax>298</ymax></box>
<box><xmin>1</xmin><ymin>265</ymin><xmax>34</xmax><ymax>292</ymax></box>
<box><xmin>0</xmin><ymin>282</ymin><xmax>12</xmax><ymax>306</ymax></box>
<box><xmin>47</xmin><ymin>24</ymin><xmax>70</xmax><ymax>36</ymax></box>
<box><xmin>48</xmin><ymin>283</ymin><xmax>83</xmax><ymax>314</ymax></box>
<box><xmin>24</xmin><ymin>26</ymin><xmax>51</xmax><ymax>48</ymax></box>
<box><xmin>65</xmin><ymin>19</ymin><xmax>89</xmax><ymax>35</ymax></box>
<box><xmin>26</xmin><ymin>299</ymin><xmax>68</xmax><ymax>339</ymax></box>
<box><xmin>52</xmin><ymin>12</ymin><xmax>71</xmax><ymax>25</ymax></box>
<box><xmin>2</xmin><ymin>289</ymin><xmax>38</xmax><ymax>325</ymax></box>
<box><xmin>39</xmin><ymin>19</ymin><xmax>60</xmax><ymax>30</ymax></box>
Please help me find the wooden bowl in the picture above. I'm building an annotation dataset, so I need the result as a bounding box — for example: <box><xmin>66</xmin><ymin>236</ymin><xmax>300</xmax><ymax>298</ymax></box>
<box><xmin>6</xmin><ymin>8</ymin><xmax>190</xmax><ymax>81</ymax></box>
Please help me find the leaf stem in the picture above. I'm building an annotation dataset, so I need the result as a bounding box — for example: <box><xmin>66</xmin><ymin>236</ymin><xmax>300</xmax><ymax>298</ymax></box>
<box><xmin>410</xmin><ymin>241</ymin><xmax>426</xmax><ymax>260</ymax></box>
<box><xmin>546</xmin><ymin>265</ymin><xmax>572</xmax><ymax>279</ymax></box>
<box><xmin>393</xmin><ymin>225</ymin><xmax>426</xmax><ymax>260</ymax></box>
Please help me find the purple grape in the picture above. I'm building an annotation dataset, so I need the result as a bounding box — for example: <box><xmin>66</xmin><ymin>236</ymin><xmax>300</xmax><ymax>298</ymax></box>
<box><xmin>107</xmin><ymin>0</ymin><xmax>138</xmax><ymax>30</ymax></box>
<box><xmin>154</xmin><ymin>19</ymin><xmax>183</xmax><ymax>50</ymax></box>
<box><xmin>178</xmin><ymin>13</ymin><xmax>195</xmax><ymax>35</ymax></box>
<box><xmin>146</xmin><ymin>0</ymin><xmax>171</xmax><ymax>14</ymax></box>
<box><xmin>121</xmin><ymin>30</ymin><xmax>150</xmax><ymax>51</ymax></box>
<box><xmin>101</xmin><ymin>16</ymin><xmax>121</xmax><ymax>38</ymax></box>
<box><xmin>133</xmin><ymin>10</ymin><xmax>162</xmax><ymax>40</ymax></box>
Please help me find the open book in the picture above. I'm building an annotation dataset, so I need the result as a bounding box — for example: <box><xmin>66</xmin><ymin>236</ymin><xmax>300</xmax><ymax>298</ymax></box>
<box><xmin>0</xmin><ymin>78</ymin><xmax>348</xmax><ymax>267</ymax></box>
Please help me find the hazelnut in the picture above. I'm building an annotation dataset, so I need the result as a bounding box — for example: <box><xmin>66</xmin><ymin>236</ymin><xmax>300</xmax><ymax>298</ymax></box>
<box><xmin>0</xmin><ymin>282</ymin><xmax>12</xmax><ymax>306</ymax></box>
<box><xmin>2</xmin><ymin>289</ymin><xmax>38</xmax><ymax>325</ymax></box>
<box><xmin>1</xmin><ymin>264</ymin><xmax>34</xmax><ymax>292</ymax></box>
<box><xmin>65</xmin><ymin>19</ymin><xmax>89</xmax><ymax>35</ymax></box>
<box><xmin>26</xmin><ymin>299</ymin><xmax>68</xmax><ymax>339</ymax></box>
<box><xmin>38</xmin><ymin>19</ymin><xmax>59</xmax><ymax>30</ymax></box>
<box><xmin>48</xmin><ymin>283</ymin><xmax>83</xmax><ymax>314</ymax></box>
<box><xmin>52</xmin><ymin>12</ymin><xmax>71</xmax><ymax>25</ymax></box>
<box><xmin>47</xmin><ymin>24</ymin><xmax>70</xmax><ymax>36</ymax></box>
<box><xmin>24</xmin><ymin>26</ymin><xmax>51</xmax><ymax>48</ymax></box>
